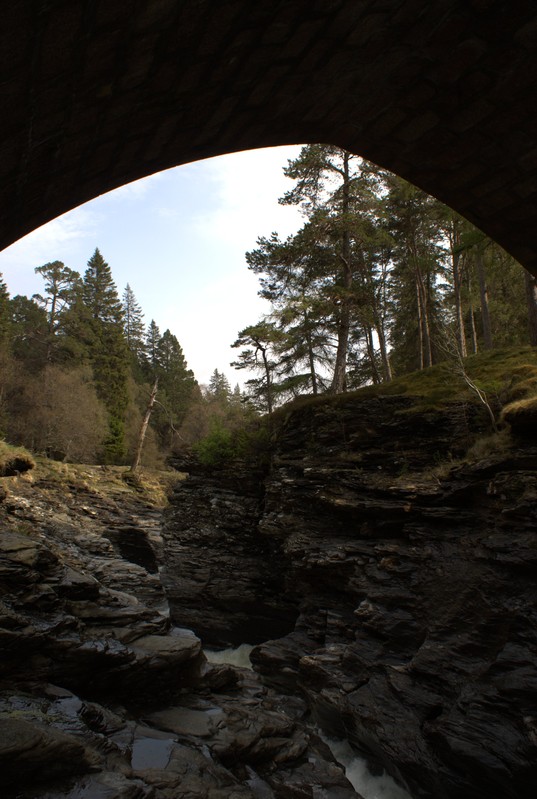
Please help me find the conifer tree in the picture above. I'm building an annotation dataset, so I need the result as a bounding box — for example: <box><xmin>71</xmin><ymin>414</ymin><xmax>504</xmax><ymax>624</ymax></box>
<box><xmin>231</xmin><ymin>323</ymin><xmax>278</xmax><ymax>414</ymax></box>
<box><xmin>82</xmin><ymin>248</ymin><xmax>129</xmax><ymax>463</ymax></box>
<box><xmin>9</xmin><ymin>295</ymin><xmax>49</xmax><ymax>371</ymax></box>
<box><xmin>145</xmin><ymin>320</ymin><xmax>161</xmax><ymax>371</ymax></box>
<box><xmin>384</xmin><ymin>175</ymin><xmax>447</xmax><ymax>374</ymax></box>
<box><xmin>0</xmin><ymin>273</ymin><xmax>10</xmax><ymax>349</ymax></box>
<box><xmin>152</xmin><ymin>329</ymin><xmax>196</xmax><ymax>446</ymax></box>
<box><xmin>207</xmin><ymin>369</ymin><xmax>232</xmax><ymax>403</ymax></box>
<box><xmin>122</xmin><ymin>283</ymin><xmax>145</xmax><ymax>361</ymax></box>
<box><xmin>33</xmin><ymin>260</ymin><xmax>80</xmax><ymax>362</ymax></box>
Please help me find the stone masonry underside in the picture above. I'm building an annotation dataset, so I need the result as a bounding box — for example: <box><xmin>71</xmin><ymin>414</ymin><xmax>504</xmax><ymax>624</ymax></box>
<box><xmin>2</xmin><ymin>1</ymin><xmax>537</xmax><ymax>273</ymax></box>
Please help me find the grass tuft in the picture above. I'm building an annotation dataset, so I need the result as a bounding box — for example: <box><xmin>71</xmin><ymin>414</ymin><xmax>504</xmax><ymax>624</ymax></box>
<box><xmin>0</xmin><ymin>441</ymin><xmax>35</xmax><ymax>477</ymax></box>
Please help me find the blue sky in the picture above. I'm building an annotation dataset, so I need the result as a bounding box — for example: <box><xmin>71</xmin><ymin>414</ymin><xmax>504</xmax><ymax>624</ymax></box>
<box><xmin>0</xmin><ymin>146</ymin><xmax>303</xmax><ymax>386</ymax></box>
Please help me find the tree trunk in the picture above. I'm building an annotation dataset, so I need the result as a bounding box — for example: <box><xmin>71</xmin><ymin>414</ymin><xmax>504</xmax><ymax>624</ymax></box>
<box><xmin>130</xmin><ymin>377</ymin><xmax>158</xmax><ymax>473</ymax></box>
<box><xmin>524</xmin><ymin>269</ymin><xmax>537</xmax><ymax>346</ymax></box>
<box><xmin>364</xmin><ymin>325</ymin><xmax>381</xmax><ymax>383</ymax></box>
<box><xmin>468</xmin><ymin>305</ymin><xmax>478</xmax><ymax>354</ymax></box>
<box><xmin>476</xmin><ymin>245</ymin><xmax>493</xmax><ymax>349</ymax></box>
<box><xmin>375</xmin><ymin>317</ymin><xmax>392</xmax><ymax>381</ymax></box>
<box><xmin>304</xmin><ymin>320</ymin><xmax>318</xmax><ymax>394</ymax></box>
<box><xmin>415</xmin><ymin>276</ymin><xmax>425</xmax><ymax>370</ymax></box>
<box><xmin>331</xmin><ymin>152</ymin><xmax>352</xmax><ymax>394</ymax></box>
<box><xmin>466</xmin><ymin>272</ymin><xmax>479</xmax><ymax>354</ymax></box>
<box><xmin>259</xmin><ymin>345</ymin><xmax>273</xmax><ymax>415</ymax></box>
<box><xmin>453</xmin><ymin>252</ymin><xmax>467</xmax><ymax>357</ymax></box>
<box><xmin>418</xmin><ymin>267</ymin><xmax>433</xmax><ymax>367</ymax></box>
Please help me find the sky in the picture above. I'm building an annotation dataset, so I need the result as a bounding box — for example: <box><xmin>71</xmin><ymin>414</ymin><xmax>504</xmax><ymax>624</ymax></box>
<box><xmin>0</xmin><ymin>145</ymin><xmax>305</xmax><ymax>387</ymax></box>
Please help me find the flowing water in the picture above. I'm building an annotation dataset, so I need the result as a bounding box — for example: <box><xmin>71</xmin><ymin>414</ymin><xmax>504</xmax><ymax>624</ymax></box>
<box><xmin>203</xmin><ymin>644</ymin><xmax>414</xmax><ymax>799</ymax></box>
<box><xmin>204</xmin><ymin>643</ymin><xmax>254</xmax><ymax>669</ymax></box>
<box><xmin>322</xmin><ymin>736</ymin><xmax>414</xmax><ymax>799</ymax></box>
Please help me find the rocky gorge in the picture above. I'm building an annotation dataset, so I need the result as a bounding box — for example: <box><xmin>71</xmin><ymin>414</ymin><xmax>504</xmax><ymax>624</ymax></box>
<box><xmin>162</xmin><ymin>394</ymin><xmax>537</xmax><ymax>799</ymax></box>
<box><xmin>1</xmin><ymin>388</ymin><xmax>537</xmax><ymax>798</ymax></box>
<box><xmin>0</xmin><ymin>461</ymin><xmax>359</xmax><ymax>798</ymax></box>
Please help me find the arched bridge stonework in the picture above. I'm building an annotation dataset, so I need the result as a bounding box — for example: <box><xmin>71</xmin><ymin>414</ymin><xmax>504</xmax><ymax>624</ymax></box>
<box><xmin>2</xmin><ymin>1</ymin><xmax>537</xmax><ymax>272</ymax></box>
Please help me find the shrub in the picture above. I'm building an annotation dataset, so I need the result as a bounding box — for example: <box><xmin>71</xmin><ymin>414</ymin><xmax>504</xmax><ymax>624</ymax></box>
<box><xmin>193</xmin><ymin>419</ymin><xmax>235</xmax><ymax>467</ymax></box>
<box><xmin>192</xmin><ymin>417</ymin><xmax>272</xmax><ymax>468</ymax></box>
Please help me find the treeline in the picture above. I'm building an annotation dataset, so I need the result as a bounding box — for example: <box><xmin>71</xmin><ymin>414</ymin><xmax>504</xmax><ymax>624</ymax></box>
<box><xmin>0</xmin><ymin>249</ymin><xmax>249</xmax><ymax>465</ymax></box>
<box><xmin>233</xmin><ymin>144</ymin><xmax>537</xmax><ymax>412</ymax></box>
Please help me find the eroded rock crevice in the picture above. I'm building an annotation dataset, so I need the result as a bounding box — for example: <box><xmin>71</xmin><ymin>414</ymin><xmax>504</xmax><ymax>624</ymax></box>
<box><xmin>161</xmin><ymin>459</ymin><xmax>300</xmax><ymax>648</ymax></box>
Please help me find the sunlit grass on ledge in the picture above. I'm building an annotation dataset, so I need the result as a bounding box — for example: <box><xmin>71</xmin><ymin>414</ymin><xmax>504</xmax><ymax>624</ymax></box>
<box><xmin>273</xmin><ymin>346</ymin><xmax>537</xmax><ymax>420</ymax></box>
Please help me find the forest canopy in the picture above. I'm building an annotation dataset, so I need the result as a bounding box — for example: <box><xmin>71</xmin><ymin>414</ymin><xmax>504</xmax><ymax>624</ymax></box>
<box><xmin>232</xmin><ymin>144</ymin><xmax>537</xmax><ymax>414</ymax></box>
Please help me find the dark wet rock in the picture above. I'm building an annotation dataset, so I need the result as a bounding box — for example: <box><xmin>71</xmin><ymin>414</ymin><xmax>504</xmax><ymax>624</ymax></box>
<box><xmin>0</xmin><ymin>469</ymin><xmax>360</xmax><ymax>799</ymax></box>
<box><xmin>104</xmin><ymin>525</ymin><xmax>160</xmax><ymax>573</ymax></box>
<box><xmin>0</xmin><ymin>472</ymin><xmax>186</xmax><ymax>700</ymax></box>
<box><xmin>164</xmin><ymin>396</ymin><xmax>537</xmax><ymax>799</ymax></box>
<box><xmin>161</xmin><ymin>465</ymin><xmax>299</xmax><ymax>647</ymax></box>
<box><xmin>0</xmin><ymin>716</ymin><xmax>93</xmax><ymax>790</ymax></box>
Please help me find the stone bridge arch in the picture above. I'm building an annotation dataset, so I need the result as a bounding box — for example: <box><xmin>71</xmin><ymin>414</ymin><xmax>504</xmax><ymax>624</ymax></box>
<box><xmin>2</xmin><ymin>1</ymin><xmax>537</xmax><ymax>272</ymax></box>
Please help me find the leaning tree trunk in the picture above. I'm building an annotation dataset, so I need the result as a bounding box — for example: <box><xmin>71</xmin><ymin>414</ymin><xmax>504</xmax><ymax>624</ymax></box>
<box><xmin>130</xmin><ymin>377</ymin><xmax>158</xmax><ymax>473</ymax></box>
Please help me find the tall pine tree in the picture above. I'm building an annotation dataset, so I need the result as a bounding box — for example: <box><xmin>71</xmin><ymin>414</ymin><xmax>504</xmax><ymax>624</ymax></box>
<box><xmin>122</xmin><ymin>283</ymin><xmax>145</xmax><ymax>364</ymax></box>
<box><xmin>33</xmin><ymin>260</ymin><xmax>80</xmax><ymax>362</ymax></box>
<box><xmin>82</xmin><ymin>248</ymin><xmax>129</xmax><ymax>463</ymax></box>
<box><xmin>0</xmin><ymin>273</ymin><xmax>10</xmax><ymax>350</ymax></box>
<box><xmin>153</xmin><ymin>329</ymin><xmax>196</xmax><ymax>447</ymax></box>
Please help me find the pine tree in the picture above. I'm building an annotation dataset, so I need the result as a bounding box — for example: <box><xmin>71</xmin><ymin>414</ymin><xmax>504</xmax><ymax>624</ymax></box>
<box><xmin>33</xmin><ymin>260</ymin><xmax>80</xmax><ymax>362</ymax></box>
<box><xmin>385</xmin><ymin>175</ymin><xmax>447</xmax><ymax>374</ymax></box>
<box><xmin>231</xmin><ymin>323</ymin><xmax>279</xmax><ymax>414</ymax></box>
<box><xmin>246</xmin><ymin>230</ymin><xmax>333</xmax><ymax>395</ymax></box>
<box><xmin>82</xmin><ymin>248</ymin><xmax>129</xmax><ymax>463</ymax></box>
<box><xmin>9</xmin><ymin>295</ymin><xmax>49</xmax><ymax>371</ymax></box>
<box><xmin>122</xmin><ymin>283</ymin><xmax>145</xmax><ymax>361</ymax></box>
<box><xmin>145</xmin><ymin>320</ymin><xmax>161</xmax><ymax>371</ymax></box>
<box><xmin>0</xmin><ymin>272</ymin><xmax>10</xmax><ymax>350</ymax></box>
<box><xmin>152</xmin><ymin>329</ymin><xmax>196</xmax><ymax>447</ymax></box>
<box><xmin>206</xmin><ymin>369</ymin><xmax>230</xmax><ymax>402</ymax></box>
<box><xmin>246</xmin><ymin>146</ymin><xmax>394</xmax><ymax>393</ymax></box>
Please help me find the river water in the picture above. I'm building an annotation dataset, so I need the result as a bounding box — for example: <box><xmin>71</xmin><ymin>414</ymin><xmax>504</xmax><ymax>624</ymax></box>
<box><xmin>204</xmin><ymin>645</ymin><xmax>413</xmax><ymax>799</ymax></box>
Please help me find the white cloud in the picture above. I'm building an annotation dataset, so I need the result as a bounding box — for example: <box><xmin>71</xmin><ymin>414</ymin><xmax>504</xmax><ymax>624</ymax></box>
<box><xmin>0</xmin><ymin>206</ymin><xmax>99</xmax><ymax>297</ymax></box>
<box><xmin>194</xmin><ymin>146</ymin><xmax>304</xmax><ymax>248</ymax></box>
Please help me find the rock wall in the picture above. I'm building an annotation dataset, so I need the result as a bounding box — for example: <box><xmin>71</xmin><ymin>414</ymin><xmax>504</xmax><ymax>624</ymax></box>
<box><xmin>164</xmin><ymin>395</ymin><xmax>537</xmax><ymax>799</ymax></box>
<box><xmin>161</xmin><ymin>460</ymin><xmax>299</xmax><ymax>647</ymax></box>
